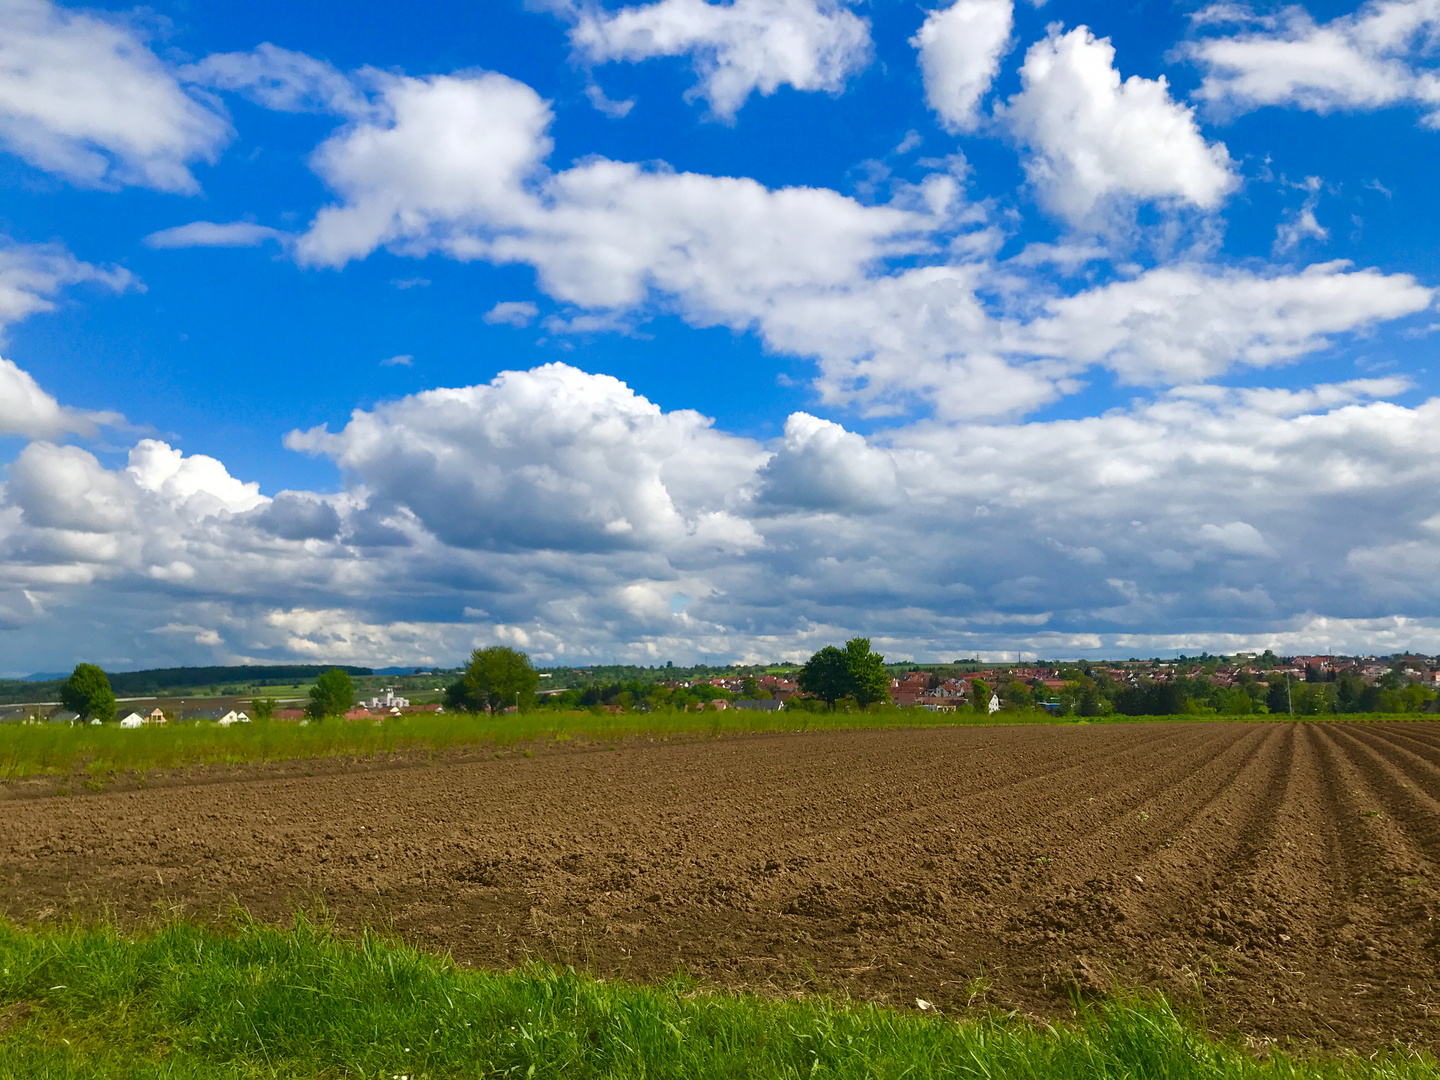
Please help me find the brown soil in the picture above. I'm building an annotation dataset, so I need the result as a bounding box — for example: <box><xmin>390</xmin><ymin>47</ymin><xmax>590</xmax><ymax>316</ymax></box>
<box><xmin>3</xmin><ymin>721</ymin><xmax>1440</xmax><ymax>1050</ymax></box>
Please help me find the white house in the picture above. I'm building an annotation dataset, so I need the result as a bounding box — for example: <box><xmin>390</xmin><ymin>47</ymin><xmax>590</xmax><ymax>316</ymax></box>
<box><xmin>119</xmin><ymin>712</ymin><xmax>145</xmax><ymax>728</ymax></box>
<box><xmin>988</xmin><ymin>692</ymin><xmax>1001</xmax><ymax>715</ymax></box>
<box><xmin>365</xmin><ymin>689</ymin><xmax>410</xmax><ymax>710</ymax></box>
<box><xmin>216</xmin><ymin>710</ymin><xmax>250</xmax><ymax>726</ymax></box>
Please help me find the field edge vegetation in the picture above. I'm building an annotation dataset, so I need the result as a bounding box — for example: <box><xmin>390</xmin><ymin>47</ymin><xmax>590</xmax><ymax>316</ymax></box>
<box><xmin>0</xmin><ymin>710</ymin><xmax>1429</xmax><ymax>781</ymax></box>
<box><xmin>0</xmin><ymin>914</ymin><xmax>1435</xmax><ymax>1079</ymax></box>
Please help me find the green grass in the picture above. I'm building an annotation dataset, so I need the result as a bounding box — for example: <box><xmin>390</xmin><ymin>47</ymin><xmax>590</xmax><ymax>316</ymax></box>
<box><xmin>0</xmin><ymin>708</ymin><xmax>1054</xmax><ymax>780</ymax></box>
<box><xmin>0</xmin><ymin>916</ymin><xmax>1432</xmax><ymax>1079</ymax></box>
<box><xmin>0</xmin><ymin>709</ymin><xmax>1429</xmax><ymax>781</ymax></box>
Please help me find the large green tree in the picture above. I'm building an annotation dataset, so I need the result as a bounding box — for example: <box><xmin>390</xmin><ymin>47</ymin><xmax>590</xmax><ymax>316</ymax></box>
<box><xmin>971</xmin><ymin>678</ymin><xmax>990</xmax><ymax>714</ymax></box>
<box><xmin>844</xmin><ymin>638</ymin><xmax>890</xmax><ymax>707</ymax></box>
<box><xmin>60</xmin><ymin>664</ymin><xmax>116</xmax><ymax>723</ymax></box>
<box><xmin>307</xmin><ymin>669</ymin><xmax>354</xmax><ymax>720</ymax></box>
<box><xmin>798</xmin><ymin>638</ymin><xmax>890</xmax><ymax>708</ymax></box>
<box><xmin>797</xmin><ymin>645</ymin><xmax>852</xmax><ymax>706</ymax></box>
<box><xmin>463</xmin><ymin>646</ymin><xmax>540</xmax><ymax>714</ymax></box>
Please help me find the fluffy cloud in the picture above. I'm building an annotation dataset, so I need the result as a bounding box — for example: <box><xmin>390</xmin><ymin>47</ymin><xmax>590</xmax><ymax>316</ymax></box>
<box><xmin>154</xmin><ymin>59</ymin><xmax>1426</xmax><ymax>419</ymax></box>
<box><xmin>563</xmin><ymin>0</ymin><xmax>872</xmax><ymax>118</ymax></box>
<box><xmin>911</xmin><ymin>0</ymin><xmax>1013</xmax><ymax>132</ymax></box>
<box><xmin>0</xmin><ymin>356</ymin><xmax>118</xmax><ymax>439</ymax></box>
<box><xmin>1189</xmin><ymin>0</ymin><xmax>1440</xmax><ymax>125</ymax></box>
<box><xmin>757</xmin><ymin>412</ymin><xmax>901</xmax><ymax>512</ymax></box>
<box><xmin>1003</xmin><ymin>26</ymin><xmax>1237</xmax><ymax>224</ymax></box>
<box><xmin>6</xmin><ymin>353</ymin><xmax>1440</xmax><ymax>668</ymax></box>
<box><xmin>1017</xmin><ymin>261</ymin><xmax>1434</xmax><ymax>384</ymax></box>
<box><xmin>294</xmin><ymin>72</ymin><xmax>557</xmax><ymax>268</ymax></box>
<box><xmin>126</xmin><ymin>439</ymin><xmax>265</xmax><ymax>515</ymax></box>
<box><xmin>0</xmin><ymin>0</ymin><xmax>229</xmax><ymax>191</ymax></box>
<box><xmin>285</xmin><ymin>363</ymin><xmax>766</xmax><ymax>555</ymax></box>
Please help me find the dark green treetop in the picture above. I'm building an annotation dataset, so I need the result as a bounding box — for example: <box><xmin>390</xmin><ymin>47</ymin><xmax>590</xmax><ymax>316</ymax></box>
<box><xmin>60</xmin><ymin>664</ymin><xmax>116</xmax><ymax>723</ymax></box>
<box><xmin>307</xmin><ymin>669</ymin><xmax>355</xmax><ymax>720</ymax></box>
<box><xmin>463</xmin><ymin>646</ymin><xmax>540</xmax><ymax>714</ymax></box>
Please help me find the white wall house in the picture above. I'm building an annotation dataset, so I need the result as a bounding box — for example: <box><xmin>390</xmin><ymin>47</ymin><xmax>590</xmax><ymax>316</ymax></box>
<box><xmin>365</xmin><ymin>689</ymin><xmax>410</xmax><ymax>709</ymax></box>
<box><xmin>119</xmin><ymin>712</ymin><xmax>145</xmax><ymax>728</ymax></box>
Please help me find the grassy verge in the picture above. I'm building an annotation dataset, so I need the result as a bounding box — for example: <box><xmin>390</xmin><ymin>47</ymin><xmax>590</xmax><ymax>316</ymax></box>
<box><xmin>0</xmin><ymin>709</ymin><xmax>1428</xmax><ymax>781</ymax></box>
<box><xmin>0</xmin><ymin>707</ymin><xmax>1059</xmax><ymax>780</ymax></box>
<box><xmin>0</xmin><ymin>917</ymin><xmax>1432</xmax><ymax>1079</ymax></box>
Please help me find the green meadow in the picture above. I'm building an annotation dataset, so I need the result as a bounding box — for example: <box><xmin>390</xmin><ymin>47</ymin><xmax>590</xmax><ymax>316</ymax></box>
<box><xmin>0</xmin><ymin>708</ymin><xmax>1422</xmax><ymax>781</ymax></box>
<box><xmin>0</xmin><ymin>707</ymin><xmax>1053</xmax><ymax>780</ymax></box>
<box><xmin>0</xmin><ymin>915</ymin><xmax>1433</xmax><ymax>1079</ymax></box>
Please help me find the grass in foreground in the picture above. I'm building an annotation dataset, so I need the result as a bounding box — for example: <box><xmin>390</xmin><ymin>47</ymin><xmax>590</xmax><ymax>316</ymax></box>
<box><xmin>0</xmin><ymin>916</ymin><xmax>1433</xmax><ymax>1079</ymax></box>
<box><xmin>0</xmin><ymin>707</ymin><xmax>1059</xmax><ymax>780</ymax></box>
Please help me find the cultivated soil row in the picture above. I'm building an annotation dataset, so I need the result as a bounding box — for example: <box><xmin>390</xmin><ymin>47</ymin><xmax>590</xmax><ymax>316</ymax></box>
<box><xmin>2</xmin><ymin>721</ymin><xmax>1439</xmax><ymax>1050</ymax></box>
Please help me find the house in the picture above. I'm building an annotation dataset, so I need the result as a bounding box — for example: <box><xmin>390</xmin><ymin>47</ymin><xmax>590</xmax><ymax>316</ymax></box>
<box><xmin>988</xmin><ymin>692</ymin><xmax>1001</xmax><ymax>714</ymax></box>
<box><xmin>48</xmin><ymin>710</ymin><xmax>80</xmax><ymax>725</ymax></box>
<box><xmin>364</xmin><ymin>689</ymin><xmax>410</xmax><ymax>710</ymax></box>
<box><xmin>734</xmin><ymin>699</ymin><xmax>784</xmax><ymax>712</ymax></box>
<box><xmin>343</xmin><ymin>707</ymin><xmax>374</xmax><ymax>721</ymax></box>
<box><xmin>118</xmin><ymin>712</ymin><xmax>145</xmax><ymax>728</ymax></box>
<box><xmin>275</xmin><ymin>709</ymin><xmax>306</xmax><ymax>721</ymax></box>
<box><xmin>182</xmin><ymin>708</ymin><xmax>249</xmax><ymax>725</ymax></box>
<box><xmin>147</xmin><ymin>707</ymin><xmax>167</xmax><ymax>724</ymax></box>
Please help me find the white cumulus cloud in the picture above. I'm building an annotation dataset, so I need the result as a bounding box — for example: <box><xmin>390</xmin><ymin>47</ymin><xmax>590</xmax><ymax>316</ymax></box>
<box><xmin>564</xmin><ymin>0</ymin><xmax>872</xmax><ymax>119</ymax></box>
<box><xmin>284</xmin><ymin>362</ymin><xmax>767</xmax><ymax>554</ymax></box>
<box><xmin>1189</xmin><ymin>0</ymin><xmax>1440</xmax><ymax>125</ymax></box>
<box><xmin>0</xmin><ymin>0</ymin><xmax>229</xmax><ymax>191</ymax></box>
<box><xmin>1003</xmin><ymin>25</ymin><xmax>1238</xmax><ymax>224</ymax></box>
<box><xmin>1017</xmin><ymin>260</ymin><xmax>1434</xmax><ymax>384</ymax></box>
<box><xmin>238</xmin><ymin>58</ymin><xmax>1430</xmax><ymax>422</ymax></box>
<box><xmin>912</xmin><ymin>0</ymin><xmax>1013</xmax><ymax>132</ymax></box>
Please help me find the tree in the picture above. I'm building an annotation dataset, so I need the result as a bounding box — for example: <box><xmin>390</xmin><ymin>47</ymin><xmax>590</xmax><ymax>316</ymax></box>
<box><xmin>844</xmin><ymin>638</ymin><xmax>890</xmax><ymax>707</ymax></box>
<box><xmin>60</xmin><ymin>664</ymin><xmax>116</xmax><ymax>723</ymax></box>
<box><xmin>1077</xmin><ymin>680</ymin><xmax>1104</xmax><ymax>717</ymax></box>
<box><xmin>739</xmin><ymin>675</ymin><xmax>769</xmax><ymax>700</ymax></box>
<box><xmin>307</xmin><ymin>669</ymin><xmax>354</xmax><ymax>720</ymax></box>
<box><xmin>463</xmin><ymin>646</ymin><xmax>540</xmax><ymax>714</ymax></box>
<box><xmin>444</xmin><ymin>679</ymin><xmax>480</xmax><ymax>713</ymax></box>
<box><xmin>971</xmin><ymin>679</ymin><xmax>990</xmax><ymax>714</ymax></box>
<box><xmin>251</xmin><ymin>697</ymin><xmax>277</xmax><ymax>722</ymax></box>
<box><xmin>797</xmin><ymin>646</ymin><xmax>852</xmax><ymax>707</ymax></box>
<box><xmin>1266</xmin><ymin>677</ymin><xmax>1291</xmax><ymax>715</ymax></box>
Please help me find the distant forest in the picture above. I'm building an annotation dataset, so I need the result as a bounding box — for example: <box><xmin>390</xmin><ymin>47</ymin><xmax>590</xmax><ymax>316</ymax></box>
<box><xmin>0</xmin><ymin>665</ymin><xmax>374</xmax><ymax>705</ymax></box>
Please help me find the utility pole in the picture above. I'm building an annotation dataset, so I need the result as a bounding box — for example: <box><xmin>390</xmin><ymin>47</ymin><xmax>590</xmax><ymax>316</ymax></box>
<box><xmin>1288</xmin><ymin>673</ymin><xmax>1294</xmax><ymax>717</ymax></box>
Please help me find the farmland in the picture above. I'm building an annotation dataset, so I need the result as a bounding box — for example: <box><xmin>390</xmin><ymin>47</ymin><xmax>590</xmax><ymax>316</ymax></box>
<box><xmin>3</xmin><ymin>720</ymin><xmax>1440</xmax><ymax>1055</ymax></box>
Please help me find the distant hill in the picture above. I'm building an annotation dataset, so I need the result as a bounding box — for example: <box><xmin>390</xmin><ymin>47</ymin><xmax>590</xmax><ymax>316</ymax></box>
<box><xmin>105</xmin><ymin>665</ymin><xmax>373</xmax><ymax>696</ymax></box>
<box><xmin>22</xmin><ymin>672</ymin><xmax>68</xmax><ymax>682</ymax></box>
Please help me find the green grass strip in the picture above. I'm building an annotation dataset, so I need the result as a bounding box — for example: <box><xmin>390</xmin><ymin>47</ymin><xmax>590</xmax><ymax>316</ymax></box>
<box><xmin>0</xmin><ymin>916</ymin><xmax>1433</xmax><ymax>1078</ymax></box>
<box><xmin>0</xmin><ymin>709</ymin><xmax>1059</xmax><ymax>780</ymax></box>
<box><xmin>0</xmin><ymin>710</ymin><xmax>1425</xmax><ymax>781</ymax></box>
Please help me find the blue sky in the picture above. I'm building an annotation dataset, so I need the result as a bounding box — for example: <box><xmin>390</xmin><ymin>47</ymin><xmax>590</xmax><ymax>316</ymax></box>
<box><xmin>1</xmin><ymin>0</ymin><xmax>1439</xmax><ymax>672</ymax></box>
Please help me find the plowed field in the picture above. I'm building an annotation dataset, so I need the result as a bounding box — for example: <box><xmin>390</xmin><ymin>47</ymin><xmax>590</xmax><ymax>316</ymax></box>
<box><xmin>3</xmin><ymin>721</ymin><xmax>1440</xmax><ymax>1050</ymax></box>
